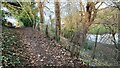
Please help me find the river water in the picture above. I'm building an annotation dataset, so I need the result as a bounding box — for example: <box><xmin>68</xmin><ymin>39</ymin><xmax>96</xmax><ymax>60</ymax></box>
<box><xmin>87</xmin><ymin>33</ymin><xmax>119</xmax><ymax>44</ymax></box>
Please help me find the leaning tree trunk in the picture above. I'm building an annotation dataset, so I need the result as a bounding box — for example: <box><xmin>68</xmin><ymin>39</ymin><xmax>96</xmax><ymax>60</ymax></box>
<box><xmin>54</xmin><ymin>0</ymin><xmax>61</xmax><ymax>42</ymax></box>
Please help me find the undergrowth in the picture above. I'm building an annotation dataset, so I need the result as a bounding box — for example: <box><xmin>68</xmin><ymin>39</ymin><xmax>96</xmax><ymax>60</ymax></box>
<box><xmin>1</xmin><ymin>27</ymin><xmax>28</xmax><ymax>67</ymax></box>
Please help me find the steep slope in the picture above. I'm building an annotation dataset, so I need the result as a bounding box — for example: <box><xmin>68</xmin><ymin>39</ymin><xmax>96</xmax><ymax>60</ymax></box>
<box><xmin>12</xmin><ymin>27</ymin><xmax>88</xmax><ymax>67</ymax></box>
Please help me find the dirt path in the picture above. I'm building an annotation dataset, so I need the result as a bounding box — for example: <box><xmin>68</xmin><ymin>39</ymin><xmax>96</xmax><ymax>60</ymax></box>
<box><xmin>12</xmin><ymin>27</ymin><xmax>87</xmax><ymax>67</ymax></box>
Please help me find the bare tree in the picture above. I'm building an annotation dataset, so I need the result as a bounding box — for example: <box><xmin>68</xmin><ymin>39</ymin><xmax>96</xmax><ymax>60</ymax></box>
<box><xmin>79</xmin><ymin>1</ymin><xmax>103</xmax><ymax>47</ymax></box>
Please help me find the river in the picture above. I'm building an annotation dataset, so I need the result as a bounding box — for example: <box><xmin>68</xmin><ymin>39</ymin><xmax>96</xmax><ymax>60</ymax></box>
<box><xmin>87</xmin><ymin>33</ymin><xmax>119</xmax><ymax>44</ymax></box>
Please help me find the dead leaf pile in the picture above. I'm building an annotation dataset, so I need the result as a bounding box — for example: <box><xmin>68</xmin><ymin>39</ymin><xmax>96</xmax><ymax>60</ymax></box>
<box><xmin>14</xmin><ymin>27</ymin><xmax>88</xmax><ymax>67</ymax></box>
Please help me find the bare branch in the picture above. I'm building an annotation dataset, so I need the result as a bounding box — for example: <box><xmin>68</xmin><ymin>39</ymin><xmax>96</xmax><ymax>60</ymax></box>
<box><xmin>96</xmin><ymin>2</ymin><xmax>103</xmax><ymax>10</ymax></box>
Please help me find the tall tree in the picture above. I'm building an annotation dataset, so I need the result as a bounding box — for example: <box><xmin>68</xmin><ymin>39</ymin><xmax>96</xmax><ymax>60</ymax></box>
<box><xmin>54</xmin><ymin>0</ymin><xmax>61</xmax><ymax>42</ymax></box>
<box><xmin>80</xmin><ymin>1</ymin><xmax>103</xmax><ymax>47</ymax></box>
<box><xmin>37</xmin><ymin>0</ymin><xmax>44</xmax><ymax>31</ymax></box>
<box><xmin>91</xmin><ymin>1</ymin><xmax>120</xmax><ymax>63</ymax></box>
<box><xmin>113</xmin><ymin>1</ymin><xmax>120</xmax><ymax>64</ymax></box>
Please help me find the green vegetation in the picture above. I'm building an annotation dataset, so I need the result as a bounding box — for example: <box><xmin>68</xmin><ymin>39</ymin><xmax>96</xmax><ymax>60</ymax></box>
<box><xmin>89</xmin><ymin>24</ymin><xmax>110</xmax><ymax>34</ymax></box>
<box><xmin>0</xmin><ymin>0</ymin><xmax>119</xmax><ymax>67</ymax></box>
<box><xmin>2</xmin><ymin>27</ymin><xmax>27</xmax><ymax>67</ymax></box>
<box><xmin>18</xmin><ymin>11</ymin><xmax>33</xmax><ymax>27</ymax></box>
<box><xmin>84</xmin><ymin>40</ymin><xmax>94</xmax><ymax>50</ymax></box>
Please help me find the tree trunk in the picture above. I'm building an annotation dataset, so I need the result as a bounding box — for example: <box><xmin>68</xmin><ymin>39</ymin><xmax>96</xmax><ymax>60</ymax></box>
<box><xmin>82</xmin><ymin>11</ymin><xmax>91</xmax><ymax>48</ymax></box>
<box><xmin>45</xmin><ymin>24</ymin><xmax>49</xmax><ymax>38</ymax></box>
<box><xmin>54</xmin><ymin>0</ymin><xmax>61</xmax><ymax>42</ymax></box>
<box><xmin>92</xmin><ymin>29</ymin><xmax>99</xmax><ymax>60</ymax></box>
<box><xmin>37</xmin><ymin>0</ymin><xmax>44</xmax><ymax>31</ymax></box>
<box><xmin>81</xmin><ymin>2</ymin><xmax>96</xmax><ymax>47</ymax></box>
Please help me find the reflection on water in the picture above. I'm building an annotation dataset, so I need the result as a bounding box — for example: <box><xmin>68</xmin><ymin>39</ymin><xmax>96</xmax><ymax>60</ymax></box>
<box><xmin>87</xmin><ymin>33</ymin><xmax>118</xmax><ymax>44</ymax></box>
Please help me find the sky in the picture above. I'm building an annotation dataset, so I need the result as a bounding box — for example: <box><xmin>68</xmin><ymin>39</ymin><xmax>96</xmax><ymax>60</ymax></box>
<box><xmin>1</xmin><ymin>1</ymin><xmax>116</xmax><ymax>26</ymax></box>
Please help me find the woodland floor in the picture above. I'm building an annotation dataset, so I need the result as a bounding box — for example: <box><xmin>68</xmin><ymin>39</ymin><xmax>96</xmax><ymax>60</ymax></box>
<box><xmin>2</xmin><ymin>27</ymin><xmax>88</xmax><ymax>67</ymax></box>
